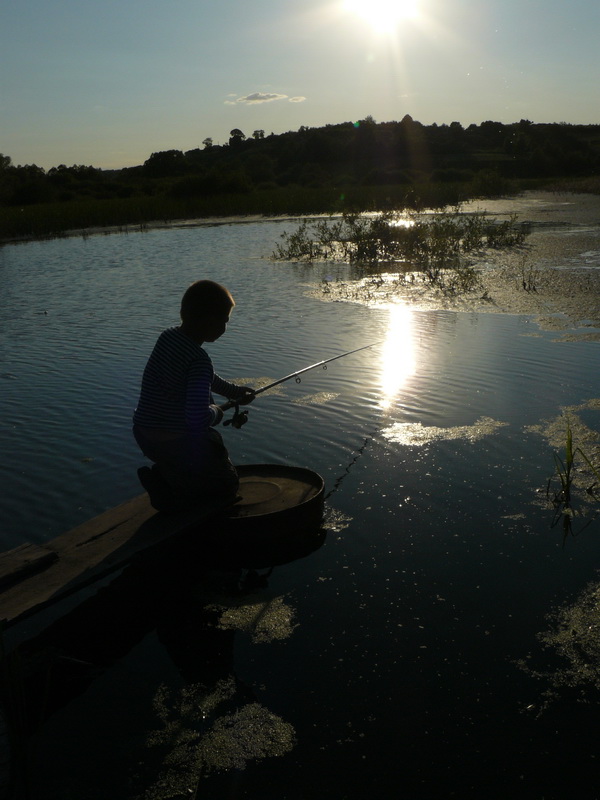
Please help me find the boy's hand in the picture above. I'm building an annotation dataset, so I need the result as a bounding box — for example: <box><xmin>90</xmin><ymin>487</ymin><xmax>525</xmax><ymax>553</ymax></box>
<box><xmin>237</xmin><ymin>387</ymin><xmax>256</xmax><ymax>405</ymax></box>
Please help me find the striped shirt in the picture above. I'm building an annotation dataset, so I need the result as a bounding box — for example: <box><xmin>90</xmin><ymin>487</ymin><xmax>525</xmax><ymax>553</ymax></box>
<box><xmin>133</xmin><ymin>326</ymin><xmax>247</xmax><ymax>435</ymax></box>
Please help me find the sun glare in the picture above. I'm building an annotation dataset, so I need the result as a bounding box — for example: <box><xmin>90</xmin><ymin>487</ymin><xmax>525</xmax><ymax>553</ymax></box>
<box><xmin>379</xmin><ymin>303</ymin><xmax>416</xmax><ymax>409</ymax></box>
<box><xmin>343</xmin><ymin>0</ymin><xmax>420</xmax><ymax>33</ymax></box>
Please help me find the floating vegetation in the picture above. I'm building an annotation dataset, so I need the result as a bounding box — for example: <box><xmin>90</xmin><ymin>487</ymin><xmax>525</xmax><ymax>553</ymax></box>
<box><xmin>517</xmin><ymin>580</ymin><xmax>600</xmax><ymax>709</ymax></box>
<box><xmin>273</xmin><ymin>209</ymin><xmax>528</xmax><ymax>296</ymax></box>
<box><xmin>197</xmin><ymin>703</ymin><xmax>296</xmax><ymax>772</ymax></box>
<box><xmin>321</xmin><ymin>507</ymin><xmax>353</xmax><ymax>536</ymax></box>
<box><xmin>292</xmin><ymin>391</ymin><xmax>339</xmax><ymax>406</ymax></box>
<box><xmin>207</xmin><ymin>594</ymin><xmax>297</xmax><ymax>643</ymax></box>
<box><xmin>144</xmin><ymin>676</ymin><xmax>296</xmax><ymax>797</ymax></box>
<box><xmin>233</xmin><ymin>376</ymin><xmax>287</xmax><ymax>397</ymax></box>
<box><xmin>381</xmin><ymin>417</ymin><xmax>508</xmax><ymax>446</ymax></box>
<box><xmin>554</xmin><ymin>331</ymin><xmax>600</xmax><ymax>343</ymax></box>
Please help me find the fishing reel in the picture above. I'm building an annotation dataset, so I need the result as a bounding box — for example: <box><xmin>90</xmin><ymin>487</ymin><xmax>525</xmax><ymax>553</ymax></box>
<box><xmin>223</xmin><ymin>401</ymin><xmax>249</xmax><ymax>429</ymax></box>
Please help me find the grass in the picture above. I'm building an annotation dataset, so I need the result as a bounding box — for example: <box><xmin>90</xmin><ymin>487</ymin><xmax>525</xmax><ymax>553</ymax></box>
<box><xmin>545</xmin><ymin>175</ymin><xmax>600</xmax><ymax>195</ymax></box>
<box><xmin>0</xmin><ymin>178</ymin><xmax>517</xmax><ymax>245</ymax></box>
<box><xmin>272</xmin><ymin>207</ymin><xmax>529</xmax><ymax>295</ymax></box>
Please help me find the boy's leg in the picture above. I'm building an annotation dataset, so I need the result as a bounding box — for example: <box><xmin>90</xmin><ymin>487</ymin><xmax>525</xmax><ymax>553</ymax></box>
<box><xmin>134</xmin><ymin>427</ymin><xmax>239</xmax><ymax>510</ymax></box>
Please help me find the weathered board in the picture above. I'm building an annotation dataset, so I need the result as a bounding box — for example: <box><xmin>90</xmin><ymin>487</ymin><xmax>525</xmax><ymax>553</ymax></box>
<box><xmin>0</xmin><ymin>494</ymin><xmax>215</xmax><ymax>627</ymax></box>
<box><xmin>0</xmin><ymin>465</ymin><xmax>325</xmax><ymax>628</ymax></box>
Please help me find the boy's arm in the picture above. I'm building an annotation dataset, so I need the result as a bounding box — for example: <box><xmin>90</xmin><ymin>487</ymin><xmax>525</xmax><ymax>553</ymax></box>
<box><xmin>186</xmin><ymin>361</ymin><xmax>223</xmax><ymax>431</ymax></box>
<box><xmin>212</xmin><ymin>374</ymin><xmax>255</xmax><ymax>405</ymax></box>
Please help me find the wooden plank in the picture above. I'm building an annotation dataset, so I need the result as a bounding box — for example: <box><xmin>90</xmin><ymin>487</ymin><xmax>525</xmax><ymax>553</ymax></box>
<box><xmin>0</xmin><ymin>494</ymin><xmax>219</xmax><ymax>627</ymax></box>
<box><xmin>0</xmin><ymin>543</ymin><xmax>59</xmax><ymax>590</ymax></box>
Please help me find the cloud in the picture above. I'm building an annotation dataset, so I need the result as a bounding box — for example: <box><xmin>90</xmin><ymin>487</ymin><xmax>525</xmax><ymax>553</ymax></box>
<box><xmin>225</xmin><ymin>92</ymin><xmax>307</xmax><ymax>106</ymax></box>
<box><xmin>235</xmin><ymin>92</ymin><xmax>288</xmax><ymax>105</ymax></box>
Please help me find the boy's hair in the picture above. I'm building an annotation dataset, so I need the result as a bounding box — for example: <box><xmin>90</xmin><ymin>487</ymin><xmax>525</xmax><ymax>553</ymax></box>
<box><xmin>180</xmin><ymin>280</ymin><xmax>235</xmax><ymax>321</ymax></box>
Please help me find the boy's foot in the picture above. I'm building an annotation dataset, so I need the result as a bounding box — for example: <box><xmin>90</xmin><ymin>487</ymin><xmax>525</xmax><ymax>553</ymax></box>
<box><xmin>137</xmin><ymin>466</ymin><xmax>181</xmax><ymax>513</ymax></box>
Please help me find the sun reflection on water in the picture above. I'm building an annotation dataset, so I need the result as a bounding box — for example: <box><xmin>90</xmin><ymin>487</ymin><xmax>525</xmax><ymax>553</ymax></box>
<box><xmin>379</xmin><ymin>303</ymin><xmax>416</xmax><ymax>409</ymax></box>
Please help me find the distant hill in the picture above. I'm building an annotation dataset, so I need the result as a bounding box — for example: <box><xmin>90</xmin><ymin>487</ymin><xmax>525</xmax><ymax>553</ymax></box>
<box><xmin>2</xmin><ymin>117</ymin><xmax>600</xmax><ymax>208</ymax></box>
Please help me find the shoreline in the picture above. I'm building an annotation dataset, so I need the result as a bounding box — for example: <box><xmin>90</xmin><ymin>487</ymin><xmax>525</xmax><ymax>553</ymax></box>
<box><xmin>0</xmin><ymin>212</ymin><xmax>296</xmax><ymax>247</ymax></box>
<box><xmin>307</xmin><ymin>190</ymin><xmax>600</xmax><ymax>335</ymax></box>
<box><xmin>5</xmin><ymin>191</ymin><xmax>600</xmax><ymax>336</ymax></box>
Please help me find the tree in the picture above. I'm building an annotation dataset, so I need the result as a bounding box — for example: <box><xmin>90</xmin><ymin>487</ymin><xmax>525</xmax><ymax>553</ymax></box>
<box><xmin>229</xmin><ymin>129</ymin><xmax>246</xmax><ymax>148</ymax></box>
<box><xmin>202</xmin><ymin>137</ymin><xmax>213</xmax><ymax>149</ymax></box>
<box><xmin>252</xmin><ymin>130</ymin><xmax>265</xmax><ymax>140</ymax></box>
<box><xmin>143</xmin><ymin>150</ymin><xmax>188</xmax><ymax>177</ymax></box>
<box><xmin>9</xmin><ymin>164</ymin><xmax>52</xmax><ymax>205</ymax></box>
<box><xmin>0</xmin><ymin>154</ymin><xmax>14</xmax><ymax>203</ymax></box>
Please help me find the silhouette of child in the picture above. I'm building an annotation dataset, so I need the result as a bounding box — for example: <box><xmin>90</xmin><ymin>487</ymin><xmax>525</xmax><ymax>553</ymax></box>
<box><xmin>133</xmin><ymin>280</ymin><xmax>254</xmax><ymax>511</ymax></box>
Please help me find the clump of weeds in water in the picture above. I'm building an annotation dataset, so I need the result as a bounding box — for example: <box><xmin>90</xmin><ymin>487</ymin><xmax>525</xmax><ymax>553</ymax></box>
<box><xmin>547</xmin><ymin>416</ymin><xmax>600</xmax><ymax>540</ymax></box>
<box><xmin>272</xmin><ymin>207</ymin><xmax>528</xmax><ymax>296</ymax></box>
<box><xmin>517</xmin><ymin>254</ymin><xmax>542</xmax><ymax>292</ymax></box>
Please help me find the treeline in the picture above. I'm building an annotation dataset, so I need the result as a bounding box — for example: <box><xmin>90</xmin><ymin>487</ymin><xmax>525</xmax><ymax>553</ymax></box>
<box><xmin>2</xmin><ymin>116</ymin><xmax>600</xmax><ymax>210</ymax></box>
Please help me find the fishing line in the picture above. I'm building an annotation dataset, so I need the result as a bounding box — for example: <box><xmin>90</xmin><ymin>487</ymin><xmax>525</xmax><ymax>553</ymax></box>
<box><xmin>324</xmin><ymin>431</ymin><xmax>376</xmax><ymax>500</ymax></box>
<box><xmin>221</xmin><ymin>342</ymin><xmax>385</xmax><ymax>500</ymax></box>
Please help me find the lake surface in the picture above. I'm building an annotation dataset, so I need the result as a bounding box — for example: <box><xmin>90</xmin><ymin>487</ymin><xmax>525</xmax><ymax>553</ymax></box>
<box><xmin>2</xmin><ymin>194</ymin><xmax>600</xmax><ymax>798</ymax></box>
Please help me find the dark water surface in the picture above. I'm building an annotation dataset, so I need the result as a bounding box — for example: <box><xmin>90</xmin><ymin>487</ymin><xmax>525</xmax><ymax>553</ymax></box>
<box><xmin>2</xmin><ymin>201</ymin><xmax>600</xmax><ymax>798</ymax></box>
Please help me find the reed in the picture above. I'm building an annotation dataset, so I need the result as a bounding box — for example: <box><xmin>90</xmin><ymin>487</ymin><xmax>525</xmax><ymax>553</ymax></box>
<box><xmin>548</xmin><ymin>422</ymin><xmax>576</xmax><ymax>510</ymax></box>
<box><xmin>547</xmin><ymin>417</ymin><xmax>600</xmax><ymax>538</ymax></box>
<box><xmin>0</xmin><ymin>178</ymin><xmax>516</xmax><ymax>245</ymax></box>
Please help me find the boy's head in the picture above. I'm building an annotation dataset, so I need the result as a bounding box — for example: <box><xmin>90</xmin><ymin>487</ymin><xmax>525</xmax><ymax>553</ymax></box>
<box><xmin>180</xmin><ymin>280</ymin><xmax>235</xmax><ymax>343</ymax></box>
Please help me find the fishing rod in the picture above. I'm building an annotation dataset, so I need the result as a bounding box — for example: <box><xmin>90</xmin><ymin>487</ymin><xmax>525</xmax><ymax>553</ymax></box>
<box><xmin>222</xmin><ymin>341</ymin><xmax>381</xmax><ymax>428</ymax></box>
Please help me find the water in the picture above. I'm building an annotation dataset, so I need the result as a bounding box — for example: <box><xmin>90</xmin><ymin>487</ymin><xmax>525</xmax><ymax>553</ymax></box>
<box><xmin>2</xmin><ymin>199</ymin><xmax>600</xmax><ymax>798</ymax></box>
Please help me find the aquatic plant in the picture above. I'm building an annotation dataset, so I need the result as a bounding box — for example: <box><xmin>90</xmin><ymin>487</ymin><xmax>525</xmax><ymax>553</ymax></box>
<box><xmin>273</xmin><ymin>208</ymin><xmax>528</xmax><ymax>295</ymax></box>
<box><xmin>548</xmin><ymin>420</ymin><xmax>576</xmax><ymax>509</ymax></box>
<box><xmin>518</xmin><ymin>254</ymin><xmax>542</xmax><ymax>292</ymax></box>
<box><xmin>547</xmin><ymin>416</ymin><xmax>600</xmax><ymax>537</ymax></box>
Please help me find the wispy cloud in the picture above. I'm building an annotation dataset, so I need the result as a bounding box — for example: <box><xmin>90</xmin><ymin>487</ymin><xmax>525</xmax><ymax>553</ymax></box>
<box><xmin>225</xmin><ymin>92</ymin><xmax>306</xmax><ymax>106</ymax></box>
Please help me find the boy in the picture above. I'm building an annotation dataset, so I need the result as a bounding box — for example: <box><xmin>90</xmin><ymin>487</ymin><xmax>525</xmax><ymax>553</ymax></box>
<box><xmin>133</xmin><ymin>280</ymin><xmax>255</xmax><ymax>512</ymax></box>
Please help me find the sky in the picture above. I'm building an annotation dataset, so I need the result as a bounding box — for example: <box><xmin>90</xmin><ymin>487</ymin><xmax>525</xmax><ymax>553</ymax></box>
<box><xmin>2</xmin><ymin>0</ymin><xmax>599</xmax><ymax>171</ymax></box>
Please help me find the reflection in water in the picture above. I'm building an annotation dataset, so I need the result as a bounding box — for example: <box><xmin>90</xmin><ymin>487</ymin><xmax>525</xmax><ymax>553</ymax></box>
<box><xmin>379</xmin><ymin>303</ymin><xmax>416</xmax><ymax>409</ymax></box>
<box><xmin>14</xmin><ymin>519</ymin><xmax>325</xmax><ymax>797</ymax></box>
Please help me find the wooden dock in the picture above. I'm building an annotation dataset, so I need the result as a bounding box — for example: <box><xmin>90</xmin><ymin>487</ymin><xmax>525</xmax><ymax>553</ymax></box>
<box><xmin>0</xmin><ymin>495</ymin><xmax>217</xmax><ymax>628</ymax></box>
<box><xmin>0</xmin><ymin>465</ymin><xmax>327</xmax><ymax>629</ymax></box>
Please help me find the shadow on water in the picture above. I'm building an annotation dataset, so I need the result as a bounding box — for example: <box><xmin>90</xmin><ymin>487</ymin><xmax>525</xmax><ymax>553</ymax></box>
<box><xmin>1</xmin><ymin>519</ymin><xmax>326</xmax><ymax>800</ymax></box>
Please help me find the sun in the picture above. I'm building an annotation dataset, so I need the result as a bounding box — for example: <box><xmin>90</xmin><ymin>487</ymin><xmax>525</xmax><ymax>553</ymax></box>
<box><xmin>343</xmin><ymin>0</ymin><xmax>420</xmax><ymax>33</ymax></box>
